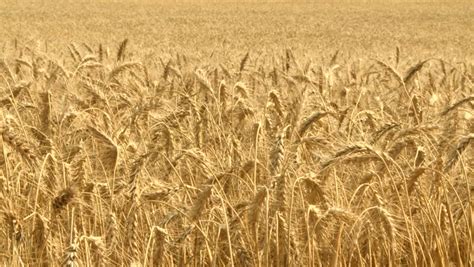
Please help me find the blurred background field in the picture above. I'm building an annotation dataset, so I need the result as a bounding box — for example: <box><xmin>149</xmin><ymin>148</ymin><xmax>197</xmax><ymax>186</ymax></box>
<box><xmin>1</xmin><ymin>1</ymin><xmax>472</xmax><ymax>60</ymax></box>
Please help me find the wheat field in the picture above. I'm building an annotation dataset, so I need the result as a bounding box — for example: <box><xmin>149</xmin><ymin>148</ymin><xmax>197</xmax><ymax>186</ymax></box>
<box><xmin>0</xmin><ymin>1</ymin><xmax>472</xmax><ymax>266</ymax></box>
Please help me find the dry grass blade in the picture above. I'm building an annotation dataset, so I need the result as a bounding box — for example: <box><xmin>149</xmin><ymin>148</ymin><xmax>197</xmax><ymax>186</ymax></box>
<box><xmin>444</xmin><ymin>134</ymin><xmax>473</xmax><ymax>171</ymax></box>
<box><xmin>301</xmin><ymin>177</ymin><xmax>328</xmax><ymax>207</ymax></box>
<box><xmin>187</xmin><ymin>185</ymin><xmax>212</xmax><ymax>222</ymax></box>
<box><xmin>87</xmin><ymin>126</ymin><xmax>119</xmax><ymax>171</ymax></box>
<box><xmin>83</xmin><ymin>236</ymin><xmax>106</xmax><ymax>266</ymax></box>
<box><xmin>195</xmin><ymin>70</ymin><xmax>214</xmax><ymax>94</ymax></box>
<box><xmin>0</xmin><ymin>82</ymin><xmax>30</xmax><ymax>106</ymax></box>
<box><xmin>69</xmin><ymin>43</ymin><xmax>82</xmax><ymax>62</ymax></box>
<box><xmin>440</xmin><ymin>95</ymin><xmax>474</xmax><ymax>116</ymax></box>
<box><xmin>297</xmin><ymin>111</ymin><xmax>327</xmax><ymax>138</ymax></box>
<box><xmin>117</xmin><ymin>38</ymin><xmax>129</xmax><ymax>62</ymax></box>
<box><xmin>32</xmin><ymin>214</ymin><xmax>49</xmax><ymax>266</ymax></box>
<box><xmin>52</xmin><ymin>187</ymin><xmax>76</xmax><ymax>213</ymax></box>
<box><xmin>240</xmin><ymin>51</ymin><xmax>250</xmax><ymax>73</ymax></box>
<box><xmin>248</xmin><ymin>186</ymin><xmax>267</xmax><ymax>233</ymax></box>
<box><xmin>372</xmin><ymin>59</ymin><xmax>403</xmax><ymax>84</ymax></box>
<box><xmin>109</xmin><ymin>62</ymin><xmax>142</xmax><ymax>80</ymax></box>
<box><xmin>403</xmin><ymin>59</ymin><xmax>430</xmax><ymax>84</ymax></box>
<box><xmin>152</xmin><ymin>226</ymin><xmax>168</xmax><ymax>266</ymax></box>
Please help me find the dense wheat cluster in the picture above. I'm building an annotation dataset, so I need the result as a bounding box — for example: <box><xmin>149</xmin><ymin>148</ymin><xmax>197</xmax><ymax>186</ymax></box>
<box><xmin>0</xmin><ymin>1</ymin><xmax>473</xmax><ymax>266</ymax></box>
